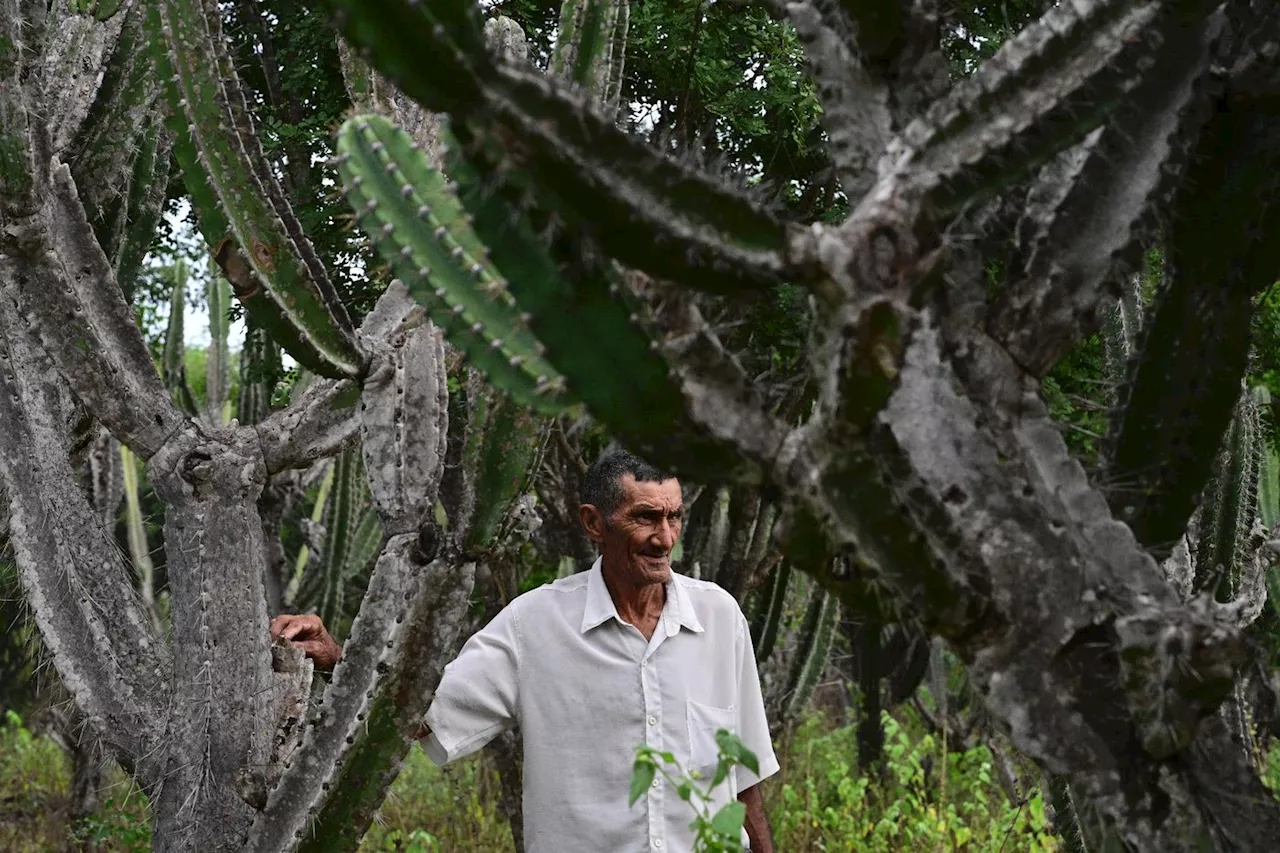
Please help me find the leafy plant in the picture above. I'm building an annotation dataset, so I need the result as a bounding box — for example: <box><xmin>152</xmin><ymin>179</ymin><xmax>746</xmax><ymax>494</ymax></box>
<box><xmin>630</xmin><ymin>729</ymin><xmax>760</xmax><ymax>853</ymax></box>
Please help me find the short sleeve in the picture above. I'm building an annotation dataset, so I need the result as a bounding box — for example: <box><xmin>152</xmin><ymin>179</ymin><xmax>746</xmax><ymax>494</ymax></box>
<box><xmin>734</xmin><ymin>613</ymin><xmax>781</xmax><ymax>789</ymax></box>
<box><xmin>421</xmin><ymin>600</ymin><xmax>521</xmax><ymax>765</ymax></box>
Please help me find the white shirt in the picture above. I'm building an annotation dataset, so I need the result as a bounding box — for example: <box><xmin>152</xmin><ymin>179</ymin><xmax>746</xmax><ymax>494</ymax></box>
<box><xmin>422</xmin><ymin>558</ymin><xmax>781</xmax><ymax>853</ymax></box>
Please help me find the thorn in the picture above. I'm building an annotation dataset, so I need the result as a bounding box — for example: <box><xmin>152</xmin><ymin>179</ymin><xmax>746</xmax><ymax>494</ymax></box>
<box><xmin>509</xmin><ymin>355</ymin><xmax>524</xmax><ymax>367</ymax></box>
<box><xmin>433</xmin><ymin>287</ymin><xmax>447</xmax><ymax>299</ymax></box>
<box><xmin>417</xmin><ymin>266</ymin><xmax>432</xmax><ymax>278</ymax></box>
<box><xmin>451</xmin><ymin>303</ymin><xmax>466</xmax><ymax>315</ymax></box>
<box><xmin>490</xmin><ymin>338</ymin><xmax>504</xmax><ymax>349</ymax></box>
<box><xmin>417</xmin><ymin>204</ymin><xmax>431</xmax><ymax>217</ymax></box>
<box><xmin>400</xmin><ymin>184</ymin><xmax>415</xmax><ymax>198</ymax></box>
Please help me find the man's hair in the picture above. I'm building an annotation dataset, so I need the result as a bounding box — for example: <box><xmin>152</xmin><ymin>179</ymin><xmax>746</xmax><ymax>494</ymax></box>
<box><xmin>581</xmin><ymin>447</ymin><xmax>672</xmax><ymax>518</ymax></box>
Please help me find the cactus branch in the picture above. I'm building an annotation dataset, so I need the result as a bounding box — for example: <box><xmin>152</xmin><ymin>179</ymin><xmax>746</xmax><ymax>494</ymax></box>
<box><xmin>989</xmin><ymin>12</ymin><xmax>1221</xmax><ymax>375</ymax></box>
<box><xmin>7</xmin><ymin>160</ymin><xmax>185</xmax><ymax>459</ymax></box>
<box><xmin>156</xmin><ymin>0</ymin><xmax>364</xmax><ymax>379</ymax></box>
<box><xmin>1104</xmin><ymin>110</ymin><xmax>1280</xmax><ymax>557</ymax></box>
<box><xmin>0</xmin><ymin>293</ymin><xmax>167</xmax><ymax>773</ymax></box>
<box><xmin>883</xmin><ymin>0</ymin><xmax>1216</xmax><ymax>217</ymax></box>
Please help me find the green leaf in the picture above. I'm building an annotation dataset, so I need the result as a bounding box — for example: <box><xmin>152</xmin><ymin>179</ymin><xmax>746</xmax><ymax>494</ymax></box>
<box><xmin>715</xmin><ymin>729</ymin><xmax>760</xmax><ymax>776</ymax></box>
<box><xmin>629</xmin><ymin>758</ymin><xmax>656</xmax><ymax>806</ymax></box>
<box><xmin>709</xmin><ymin>801</ymin><xmax>746</xmax><ymax>838</ymax></box>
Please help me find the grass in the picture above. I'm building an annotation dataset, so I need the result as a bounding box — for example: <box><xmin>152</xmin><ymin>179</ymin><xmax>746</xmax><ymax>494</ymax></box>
<box><xmin>0</xmin><ymin>706</ymin><xmax>1059</xmax><ymax>851</ymax></box>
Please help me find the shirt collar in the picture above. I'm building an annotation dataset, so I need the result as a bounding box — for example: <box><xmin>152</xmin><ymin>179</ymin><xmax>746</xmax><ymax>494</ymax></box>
<box><xmin>580</xmin><ymin>557</ymin><xmax>705</xmax><ymax>635</ymax></box>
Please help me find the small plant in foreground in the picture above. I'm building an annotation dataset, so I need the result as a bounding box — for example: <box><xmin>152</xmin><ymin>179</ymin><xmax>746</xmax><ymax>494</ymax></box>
<box><xmin>630</xmin><ymin>729</ymin><xmax>759</xmax><ymax>852</ymax></box>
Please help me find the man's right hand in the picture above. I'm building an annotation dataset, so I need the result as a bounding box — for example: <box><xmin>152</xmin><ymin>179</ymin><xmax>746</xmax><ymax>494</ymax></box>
<box><xmin>270</xmin><ymin>614</ymin><xmax>343</xmax><ymax>670</ymax></box>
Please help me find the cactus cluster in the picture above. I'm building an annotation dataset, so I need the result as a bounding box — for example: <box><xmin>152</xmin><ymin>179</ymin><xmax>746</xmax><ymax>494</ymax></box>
<box><xmin>3</xmin><ymin>0</ymin><xmax>1280</xmax><ymax>849</ymax></box>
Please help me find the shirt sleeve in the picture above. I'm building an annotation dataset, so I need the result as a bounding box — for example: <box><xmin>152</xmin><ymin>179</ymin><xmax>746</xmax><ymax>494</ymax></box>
<box><xmin>421</xmin><ymin>599</ymin><xmax>521</xmax><ymax>766</ymax></box>
<box><xmin>734</xmin><ymin>613</ymin><xmax>781</xmax><ymax>789</ymax></box>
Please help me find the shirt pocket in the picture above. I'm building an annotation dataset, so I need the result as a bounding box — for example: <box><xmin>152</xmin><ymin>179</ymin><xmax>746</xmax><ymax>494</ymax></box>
<box><xmin>686</xmin><ymin>699</ymin><xmax>736</xmax><ymax>783</ymax></box>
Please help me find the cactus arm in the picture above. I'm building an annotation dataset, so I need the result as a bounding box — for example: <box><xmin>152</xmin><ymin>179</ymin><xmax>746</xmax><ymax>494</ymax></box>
<box><xmin>11</xmin><ymin>161</ymin><xmax>185</xmax><ymax>459</ymax></box>
<box><xmin>324</xmin><ymin>0</ymin><xmax>490</xmax><ymax>119</ymax></box>
<box><xmin>466</xmin><ymin>67</ymin><xmax>801</xmax><ymax>293</ymax></box>
<box><xmin>65</xmin><ymin>2</ymin><xmax>166</xmax><ymax>265</ymax></box>
<box><xmin>237</xmin><ymin>322</ymin><xmax>282</xmax><ymax>426</ymax></box>
<box><xmin>255</xmin><ymin>280</ymin><xmax>426</xmax><ymax>476</ymax></box>
<box><xmin>358</xmin><ymin>321</ymin><xmax>449</xmax><ymax>536</ymax></box>
<box><xmin>1194</xmin><ymin>388</ymin><xmax>1263</xmax><ymax>600</ymax></box>
<box><xmin>782</xmin><ymin>585</ymin><xmax>838</xmax><ymax>719</ymax></box>
<box><xmin>119</xmin><ymin>443</ymin><xmax>161</xmax><ymax>631</ymax></box>
<box><xmin>247</xmin><ymin>537</ymin><xmax>475</xmax><ymax>852</ymax></box>
<box><xmin>1259</xmin><ymin>393</ymin><xmax>1280</xmax><ymax>532</ymax></box>
<box><xmin>40</xmin><ymin>5</ymin><xmax>127</xmax><ymax>156</ymax></box>
<box><xmin>550</xmin><ymin>0</ymin><xmax>629</xmax><ymax>114</ymax></box>
<box><xmin>1103</xmin><ymin>110</ymin><xmax>1280</xmax><ymax>556</ymax></box>
<box><xmin>161</xmin><ymin>259</ymin><xmax>200</xmax><ymax>416</ymax></box>
<box><xmin>154</xmin><ymin>0</ymin><xmax>364</xmax><ymax>379</ymax></box>
<box><xmin>294</xmin><ymin>552</ymin><xmax>475</xmax><ymax>853</ymax></box>
<box><xmin>988</xmin><ymin>14</ymin><xmax>1220</xmax><ymax>376</ymax></box>
<box><xmin>442</xmin><ymin>145</ymin><xmax>777</xmax><ymax>482</ymax></box>
<box><xmin>882</xmin><ymin>1</ymin><xmax>1216</xmax><ymax>217</ymax></box>
<box><xmin>86</xmin><ymin>425</ymin><xmax>125</xmax><ymax>529</ymax></box>
<box><xmin>110</xmin><ymin>119</ymin><xmax>171</xmax><ymax>304</ymax></box>
<box><xmin>334</xmin><ymin>116</ymin><xmax>576</xmax><ymax>416</ymax></box>
<box><xmin>784</xmin><ymin>2</ymin><xmax>892</xmax><ymax>201</ymax></box>
<box><xmin>463</xmin><ymin>398</ymin><xmax>546</xmax><ymax>554</ymax></box>
<box><xmin>205</xmin><ymin>262</ymin><xmax>232</xmax><ymax>424</ymax></box>
<box><xmin>327</xmin><ymin>0</ymin><xmax>800</xmax><ymax>294</ymax></box>
<box><xmin>0</xmin><ymin>293</ymin><xmax>167</xmax><ymax>772</ymax></box>
<box><xmin>317</xmin><ymin>447</ymin><xmax>366</xmax><ymax>631</ymax></box>
<box><xmin>750</xmin><ymin>561</ymin><xmax>791</xmax><ymax>663</ymax></box>
<box><xmin>255</xmin><ymin>376</ymin><xmax>361</xmax><ymax>475</ymax></box>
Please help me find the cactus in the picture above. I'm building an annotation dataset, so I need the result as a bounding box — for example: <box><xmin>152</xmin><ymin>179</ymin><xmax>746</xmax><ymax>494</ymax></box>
<box><xmin>205</xmin><ymin>260</ymin><xmax>233</xmax><ymax>424</ymax></box>
<box><xmin>154</xmin><ymin>0</ymin><xmax>364</xmax><ymax>379</ymax></box>
<box><xmin>781</xmin><ymin>582</ymin><xmax>839</xmax><ymax>720</ymax></box>
<box><xmin>161</xmin><ymin>260</ymin><xmax>200</xmax><ymax>416</ymax></box>
<box><xmin>333</xmin><ymin>115</ymin><xmax>574</xmax><ymax>416</ymax></box>
<box><xmin>750</xmin><ymin>561</ymin><xmax>791</xmax><ymax>664</ymax></box>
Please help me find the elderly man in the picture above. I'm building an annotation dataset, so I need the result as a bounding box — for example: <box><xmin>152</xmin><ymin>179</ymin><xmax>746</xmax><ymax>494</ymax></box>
<box><xmin>272</xmin><ymin>449</ymin><xmax>779</xmax><ymax>852</ymax></box>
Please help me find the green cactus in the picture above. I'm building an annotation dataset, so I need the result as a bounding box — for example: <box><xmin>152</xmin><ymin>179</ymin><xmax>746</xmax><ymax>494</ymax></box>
<box><xmin>464</xmin><ymin>396</ymin><xmax>546</xmax><ymax>554</ymax></box>
<box><xmin>205</xmin><ymin>261</ymin><xmax>232</xmax><ymax>424</ymax></box>
<box><xmin>120</xmin><ymin>444</ymin><xmax>161</xmax><ymax>632</ymax></box>
<box><xmin>750</xmin><ymin>561</ymin><xmax>791</xmax><ymax>664</ymax></box>
<box><xmin>1194</xmin><ymin>386</ymin><xmax>1263</xmax><ymax>598</ymax></box>
<box><xmin>333</xmin><ymin>115</ymin><xmax>575</xmax><ymax>416</ymax></box>
<box><xmin>315</xmin><ymin>448</ymin><xmax>373</xmax><ymax>637</ymax></box>
<box><xmin>325</xmin><ymin>0</ymin><xmax>795</xmax><ymax>295</ymax></box>
<box><xmin>782</xmin><ymin>582</ymin><xmax>839</xmax><ymax>720</ymax></box>
<box><xmin>154</xmin><ymin>0</ymin><xmax>363</xmax><ymax>379</ymax></box>
<box><xmin>551</xmin><ymin>0</ymin><xmax>629</xmax><ymax>112</ymax></box>
<box><xmin>236</xmin><ymin>322</ymin><xmax>282</xmax><ymax>426</ymax></box>
<box><xmin>161</xmin><ymin>260</ymin><xmax>199</xmax><ymax>416</ymax></box>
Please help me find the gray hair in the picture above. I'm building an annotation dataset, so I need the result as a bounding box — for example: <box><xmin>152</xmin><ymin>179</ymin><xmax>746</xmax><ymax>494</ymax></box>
<box><xmin>581</xmin><ymin>448</ymin><xmax>673</xmax><ymax>518</ymax></box>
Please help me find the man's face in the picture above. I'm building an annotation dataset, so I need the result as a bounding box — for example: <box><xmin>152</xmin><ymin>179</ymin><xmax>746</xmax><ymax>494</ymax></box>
<box><xmin>583</xmin><ymin>474</ymin><xmax>684</xmax><ymax>586</ymax></box>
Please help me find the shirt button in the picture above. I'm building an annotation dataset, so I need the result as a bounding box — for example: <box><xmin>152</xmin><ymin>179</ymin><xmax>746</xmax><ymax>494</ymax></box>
<box><xmin>647</xmin><ymin>716</ymin><xmax>657</xmax><ymax>726</ymax></box>
<box><xmin>652</xmin><ymin>777</ymin><xmax>660</xmax><ymax>788</ymax></box>
<box><xmin>654</xmin><ymin>841</ymin><xmax>664</xmax><ymax>849</ymax></box>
